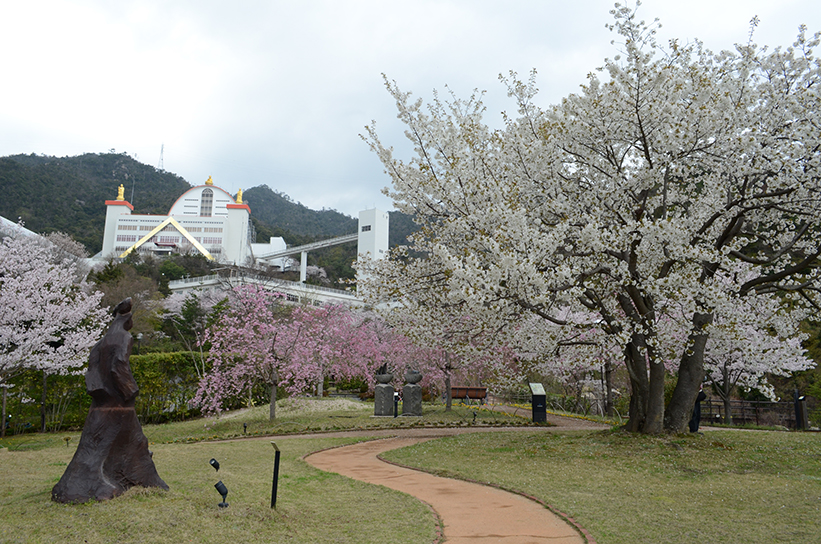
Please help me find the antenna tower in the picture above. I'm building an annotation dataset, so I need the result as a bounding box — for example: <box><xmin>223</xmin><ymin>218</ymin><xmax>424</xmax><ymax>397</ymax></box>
<box><xmin>158</xmin><ymin>144</ymin><xmax>164</xmax><ymax>170</ymax></box>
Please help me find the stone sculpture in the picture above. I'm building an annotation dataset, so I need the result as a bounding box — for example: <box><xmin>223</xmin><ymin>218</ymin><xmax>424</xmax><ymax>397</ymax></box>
<box><xmin>373</xmin><ymin>364</ymin><xmax>395</xmax><ymax>417</ymax></box>
<box><xmin>52</xmin><ymin>298</ymin><xmax>168</xmax><ymax>504</ymax></box>
<box><xmin>402</xmin><ymin>370</ymin><xmax>423</xmax><ymax>416</ymax></box>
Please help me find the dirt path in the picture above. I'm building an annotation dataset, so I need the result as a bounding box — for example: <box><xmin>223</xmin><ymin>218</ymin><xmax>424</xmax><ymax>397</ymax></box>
<box><xmin>301</xmin><ymin>413</ymin><xmax>605</xmax><ymax>543</ymax></box>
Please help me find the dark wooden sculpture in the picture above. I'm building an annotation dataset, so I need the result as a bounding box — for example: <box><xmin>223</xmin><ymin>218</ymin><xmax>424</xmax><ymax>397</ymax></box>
<box><xmin>52</xmin><ymin>298</ymin><xmax>168</xmax><ymax>503</ymax></box>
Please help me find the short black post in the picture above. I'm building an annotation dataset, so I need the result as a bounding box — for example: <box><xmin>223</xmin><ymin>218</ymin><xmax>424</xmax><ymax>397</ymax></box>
<box><xmin>393</xmin><ymin>392</ymin><xmax>399</xmax><ymax>418</ymax></box>
<box><xmin>270</xmin><ymin>442</ymin><xmax>281</xmax><ymax>508</ymax></box>
<box><xmin>794</xmin><ymin>390</ymin><xmax>808</xmax><ymax>430</ymax></box>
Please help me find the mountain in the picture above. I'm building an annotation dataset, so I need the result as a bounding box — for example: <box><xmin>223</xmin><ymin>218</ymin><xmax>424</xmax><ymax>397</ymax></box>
<box><xmin>244</xmin><ymin>185</ymin><xmax>357</xmax><ymax>238</ymax></box>
<box><xmin>0</xmin><ymin>153</ymin><xmax>418</xmax><ymax>255</ymax></box>
<box><xmin>0</xmin><ymin>153</ymin><xmax>190</xmax><ymax>253</ymax></box>
<box><xmin>387</xmin><ymin>209</ymin><xmax>418</xmax><ymax>249</ymax></box>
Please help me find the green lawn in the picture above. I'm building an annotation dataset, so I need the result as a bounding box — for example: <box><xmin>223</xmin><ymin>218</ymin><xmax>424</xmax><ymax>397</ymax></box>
<box><xmin>382</xmin><ymin>428</ymin><xmax>821</xmax><ymax>544</ymax></box>
<box><xmin>0</xmin><ymin>399</ymin><xmax>523</xmax><ymax>544</ymax></box>
<box><xmin>0</xmin><ymin>435</ymin><xmax>437</xmax><ymax>544</ymax></box>
<box><xmin>2</xmin><ymin>399</ymin><xmax>817</xmax><ymax>544</ymax></box>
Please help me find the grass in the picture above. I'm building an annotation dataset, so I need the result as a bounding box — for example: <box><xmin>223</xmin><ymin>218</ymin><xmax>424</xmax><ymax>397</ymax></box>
<box><xmin>141</xmin><ymin>398</ymin><xmax>532</xmax><ymax>445</ymax></box>
<box><xmin>0</xmin><ymin>398</ymin><xmax>531</xmax><ymax>452</ymax></box>
<box><xmin>382</xmin><ymin>428</ymin><xmax>821</xmax><ymax>544</ymax></box>
<box><xmin>0</xmin><ymin>398</ymin><xmax>526</xmax><ymax>544</ymax></box>
<box><xmin>0</xmin><ymin>435</ymin><xmax>437</xmax><ymax>544</ymax></box>
<box><xmin>4</xmin><ymin>397</ymin><xmax>817</xmax><ymax>543</ymax></box>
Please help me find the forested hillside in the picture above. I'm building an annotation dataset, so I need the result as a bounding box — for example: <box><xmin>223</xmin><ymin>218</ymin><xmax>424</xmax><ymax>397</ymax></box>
<box><xmin>0</xmin><ymin>153</ymin><xmax>190</xmax><ymax>252</ymax></box>
<box><xmin>243</xmin><ymin>185</ymin><xmax>357</xmax><ymax>238</ymax></box>
<box><xmin>0</xmin><ymin>153</ymin><xmax>418</xmax><ymax>258</ymax></box>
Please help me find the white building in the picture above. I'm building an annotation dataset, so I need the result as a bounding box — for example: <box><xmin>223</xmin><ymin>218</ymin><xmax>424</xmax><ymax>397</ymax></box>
<box><xmin>99</xmin><ymin>177</ymin><xmax>257</xmax><ymax>265</ymax></box>
<box><xmin>97</xmin><ymin>178</ymin><xmax>389</xmax><ymax>274</ymax></box>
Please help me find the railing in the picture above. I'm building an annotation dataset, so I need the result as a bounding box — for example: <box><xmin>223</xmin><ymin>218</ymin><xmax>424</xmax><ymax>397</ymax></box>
<box><xmin>255</xmin><ymin>233</ymin><xmax>358</xmax><ymax>260</ymax></box>
<box><xmin>168</xmin><ymin>274</ymin><xmax>219</xmax><ymax>285</ymax></box>
<box><xmin>495</xmin><ymin>390</ymin><xmax>808</xmax><ymax>428</ymax></box>
<box><xmin>700</xmin><ymin>399</ymin><xmax>798</xmax><ymax>428</ymax></box>
<box><xmin>168</xmin><ymin>272</ymin><xmax>356</xmax><ymax>297</ymax></box>
<box><xmin>217</xmin><ymin>271</ymin><xmax>355</xmax><ymax>296</ymax></box>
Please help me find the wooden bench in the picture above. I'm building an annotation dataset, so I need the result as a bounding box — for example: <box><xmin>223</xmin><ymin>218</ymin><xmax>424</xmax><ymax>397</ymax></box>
<box><xmin>450</xmin><ymin>386</ymin><xmax>488</xmax><ymax>405</ymax></box>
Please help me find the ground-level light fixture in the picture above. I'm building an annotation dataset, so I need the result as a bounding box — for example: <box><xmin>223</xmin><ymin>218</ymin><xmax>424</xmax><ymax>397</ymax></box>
<box><xmin>215</xmin><ymin>480</ymin><xmax>229</xmax><ymax>508</ymax></box>
<box><xmin>209</xmin><ymin>458</ymin><xmax>220</xmax><ymax>472</ymax></box>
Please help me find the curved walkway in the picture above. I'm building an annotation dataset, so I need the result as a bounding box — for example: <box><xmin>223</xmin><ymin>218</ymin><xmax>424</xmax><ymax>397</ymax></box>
<box><xmin>304</xmin><ymin>414</ymin><xmax>606</xmax><ymax>543</ymax></box>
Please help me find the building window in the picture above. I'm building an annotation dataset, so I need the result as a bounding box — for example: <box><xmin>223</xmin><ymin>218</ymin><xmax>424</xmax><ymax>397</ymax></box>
<box><xmin>361</xmin><ymin>225</ymin><xmax>371</xmax><ymax>232</ymax></box>
<box><xmin>200</xmin><ymin>188</ymin><xmax>213</xmax><ymax>217</ymax></box>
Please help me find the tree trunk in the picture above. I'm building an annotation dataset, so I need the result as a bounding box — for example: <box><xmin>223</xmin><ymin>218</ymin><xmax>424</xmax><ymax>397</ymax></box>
<box><xmin>40</xmin><ymin>372</ymin><xmax>48</xmax><ymax>433</ymax></box>
<box><xmin>645</xmin><ymin>359</ymin><xmax>666</xmax><ymax>434</ymax></box>
<box><xmin>665</xmin><ymin>311</ymin><xmax>712</xmax><ymax>432</ymax></box>
<box><xmin>624</xmin><ymin>342</ymin><xmax>649</xmax><ymax>433</ymax></box>
<box><xmin>269</xmin><ymin>370</ymin><xmax>279</xmax><ymax>421</ymax></box>
<box><xmin>618</xmin><ymin>289</ymin><xmax>665</xmax><ymax>433</ymax></box>
<box><xmin>1</xmin><ymin>386</ymin><xmax>7</xmax><ymax>438</ymax></box>
<box><xmin>604</xmin><ymin>361</ymin><xmax>614</xmax><ymax>417</ymax></box>
<box><xmin>445</xmin><ymin>372</ymin><xmax>452</xmax><ymax>411</ymax></box>
<box><xmin>719</xmin><ymin>363</ymin><xmax>733</xmax><ymax>425</ymax></box>
<box><xmin>722</xmin><ymin>395</ymin><xmax>734</xmax><ymax>426</ymax></box>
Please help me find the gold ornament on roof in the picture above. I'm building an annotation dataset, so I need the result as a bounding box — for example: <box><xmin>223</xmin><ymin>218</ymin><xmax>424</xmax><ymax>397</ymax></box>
<box><xmin>236</xmin><ymin>188</ymin><xmax>243</xmax><ymax>204</ymax></box>
<box><xmin>205</xmin><ymin>176</ymin><xmax>214</xmax><ymax>186</ymax></box>
<box><xmin>117</xmin><ymin>184</ymin><xmax>125</xmax><ymax>201</ymax></box>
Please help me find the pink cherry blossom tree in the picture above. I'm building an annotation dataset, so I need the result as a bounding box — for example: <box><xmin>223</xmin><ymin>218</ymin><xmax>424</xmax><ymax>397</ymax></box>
<box><xmin>193</xmin><ymin>286</ymin><xmax>398</xmax><ymax>420</ymax></box>
<box><xmin>193</xmin><ymin>285</ymin><xmax>290</xmax><ymax>420</ymax></box>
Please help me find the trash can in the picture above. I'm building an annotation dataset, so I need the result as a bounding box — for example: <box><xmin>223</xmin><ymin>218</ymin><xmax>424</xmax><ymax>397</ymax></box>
<box><xmin>529</xmin><ymin>383</ymin><xmax>546</xmax><ymax>423</ymax></box>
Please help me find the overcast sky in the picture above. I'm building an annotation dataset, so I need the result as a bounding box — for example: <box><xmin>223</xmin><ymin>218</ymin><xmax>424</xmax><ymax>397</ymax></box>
<box><xmin>1</xmin><ymin>1</ymin><xmax>820</xmax><ymax>217</ymax></box>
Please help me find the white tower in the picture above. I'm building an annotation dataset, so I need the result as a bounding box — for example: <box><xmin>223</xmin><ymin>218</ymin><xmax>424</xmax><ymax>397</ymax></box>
<box><xmin>357</xmin><ymin>208</ymin><xmax>389</xmax><ymax>260</ymax></box>
<box><xmin>101</xmin><ymin>184</ymin><xmax>134</xmax><ymax>259</ymax></box>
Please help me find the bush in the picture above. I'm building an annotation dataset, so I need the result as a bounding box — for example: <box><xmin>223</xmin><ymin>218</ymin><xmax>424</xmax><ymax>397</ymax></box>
<box><xmin>129</xmin><ymin>351</ymin><xmax>204</xmax><ymax>423</ymax></box>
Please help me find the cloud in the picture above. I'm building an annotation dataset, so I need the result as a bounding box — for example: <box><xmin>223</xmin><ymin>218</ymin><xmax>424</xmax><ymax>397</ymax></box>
<box><xmin>0</xmin><ymin>0</ymin><xmax>819</xmax><ymax>216</ymax></box>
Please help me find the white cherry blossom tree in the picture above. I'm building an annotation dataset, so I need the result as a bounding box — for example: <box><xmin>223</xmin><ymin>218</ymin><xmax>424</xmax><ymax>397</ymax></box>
<box><xmin>360</xmin><ymin>5</ymin><xmax>821</xmax><ymax>433</ymax></box>
<box><xmin>0</xmin><ymin>231</ymin><xmax>106</xmax><ymax>436</ymax></box>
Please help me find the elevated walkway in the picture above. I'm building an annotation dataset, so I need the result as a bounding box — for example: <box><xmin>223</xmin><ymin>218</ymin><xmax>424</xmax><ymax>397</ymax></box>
<box><xmin>255</xmin><ymin>233</ymin><xmax>358</xmax><ymax>283</ymax></box>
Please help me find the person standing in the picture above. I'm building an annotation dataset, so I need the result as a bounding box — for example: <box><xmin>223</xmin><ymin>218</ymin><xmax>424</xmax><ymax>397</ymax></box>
<box><xmin>689</xmin><ymin>384</ymin><xmax>707</xmax><ymax>433</ymax></box>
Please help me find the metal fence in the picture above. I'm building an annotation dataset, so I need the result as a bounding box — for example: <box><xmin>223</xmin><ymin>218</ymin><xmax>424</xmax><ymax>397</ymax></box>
<box><xmin>496</xmin><ymin>389</ymin><xmax>812</xmax><ymax>429</ymax></box>
<box><xmin>700</xmin><ymin>399</ymin><xmax>801</xmax><ymax>428</ymax></box>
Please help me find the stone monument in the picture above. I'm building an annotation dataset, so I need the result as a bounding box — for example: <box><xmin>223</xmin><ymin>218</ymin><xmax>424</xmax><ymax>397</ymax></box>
<box><xmin>402</xmin><ymin>370</ymin><xmax>423</xmax><ymax>416</ymax></box>
<box><xmin>52</xmin><ymin>298</ymin><xmax>169</xmax><ymax>504</ymax></box>
<box><xmin>373</xmin><ymin>364</ymin><xmax>395</xmax><ymax>417</ymax></box>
